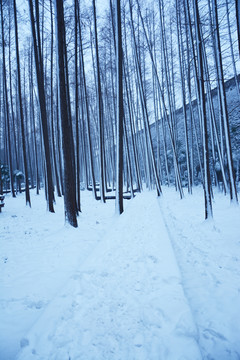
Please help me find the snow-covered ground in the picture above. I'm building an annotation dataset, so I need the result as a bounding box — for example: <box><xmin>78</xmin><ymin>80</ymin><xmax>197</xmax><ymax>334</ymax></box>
<box><xmin>0</xmin><ymin>187</ymin><xmax>240</xmax><ymax>360</ymax></box>
<box><xmin>160</xmin><ymin>187</ymin><xmax>240</xmax><ymax>360</ymax></box>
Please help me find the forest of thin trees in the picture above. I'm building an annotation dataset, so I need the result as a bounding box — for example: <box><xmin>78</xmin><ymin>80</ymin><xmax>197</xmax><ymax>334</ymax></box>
<box><xmin>0</xmin><ymin>0</ymin><xmax>239</xmax><ymax>225</ymax></box>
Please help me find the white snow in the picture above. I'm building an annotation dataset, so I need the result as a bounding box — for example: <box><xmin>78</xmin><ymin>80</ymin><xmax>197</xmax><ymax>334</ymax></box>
<box><xmin>160</xmin><ymin>187</ymin><xmax>240</xmax><ymax>359</ymax></box>
<box><xmin>0</xmin><ymin>187</ymin><xmax>240</xmax><ymax>360</ymax></box>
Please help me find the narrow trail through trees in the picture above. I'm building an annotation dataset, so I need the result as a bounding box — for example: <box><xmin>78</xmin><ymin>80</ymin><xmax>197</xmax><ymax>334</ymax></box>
<box><xmin>15</xmin><ymin>191</ymin><xmax>202</xmax><ymax>360</ymax></box>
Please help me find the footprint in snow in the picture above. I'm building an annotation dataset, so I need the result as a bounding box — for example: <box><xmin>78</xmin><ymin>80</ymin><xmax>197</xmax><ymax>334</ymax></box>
<box><xmin>134</xmin><ymin>334</ymin><xmax>144</xmax><ymax>348</ymax></box>
<box><xmin>26</xmin><ymin>300</ymin><xmax>45</xmax><ymax>310</ymax></box>
<box><xmin>71</xmin><ymin>272</ymin><xmax>82</xmax><ymax>280</ymax></box>
<box><xmin>134</xmin><ymin>281</ymin><xmax>141</xmax><ymax>291</ymax></box>
<box><xmin>100</xmin><ymin>271</ymin><xmax>109</xmax><ymax>277</ymax></box>
<box><xmin>148</xmin><ymin>255</ymin><xmax>158</xmax><ymax>264</ymax></box>
<box><xmin>162</xmin><ymin>276</ymin><xmax>181</xmax><ymax>285</ymax></box>
<box><xmin>203</xmin><ymin>328</ymin><xmax>227</xmax><ymax>341</ymax></box>
<box><xmin>20</xmin><ymin>338</ymin><xmax>29</xmax><ymax>348</ymax></box>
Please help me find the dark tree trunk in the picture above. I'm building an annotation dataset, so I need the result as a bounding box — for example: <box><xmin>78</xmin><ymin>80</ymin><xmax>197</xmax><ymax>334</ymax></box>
<box><xmin>1</xmin><ymin>2</ymin><xmax>15</xmax><ymax>198</ymax></box>
<box><xmin>236</xmin><ymin>0</ymin><xmax>240</xmax><ymax>56</ymax></box>
<box><xmin>212</xmin><ymin>0</ymin><xmax>238</xmax><ymax>203</ymax></box>
<box><xmin>75</xmin><ymin>0</ymin><xmax>81</xmax><ymax>212</ymax></box>
<box><xmin>92</xmin><ymin>0</ymin><xmax>106</xmax><ymax>203</ymax></box>
<box><xmin>13</xmin><ymin>0</ymin><xmax>31</xmax><ymax>206</ymax></box>
<box><xmin>115</xmin><ymin>0</ymin><xmax>124</xmax><ymax>214</ymax></box>
<box><xmin>193</xmin><ymin>0</ymin><xmax>213</xmax><ymax>219</ymax></box>
<box><xmin>55</xmin><ymin>0</ymin><xmax>78</xmax><ymax>227</ymax></box>
<box><xmin>50</xmin><ymin>0</ymin><xmax>61</xmax><ymax>198</ymax></box>
<box><xmin>28</xmin><ymin>0</ymin><xmax>55</xmax><ymax>212</ymax></box>
<box><xmin>78</xmin><ymin>10</ymin><xmax>97</xmax><ymax>199</ymax></box>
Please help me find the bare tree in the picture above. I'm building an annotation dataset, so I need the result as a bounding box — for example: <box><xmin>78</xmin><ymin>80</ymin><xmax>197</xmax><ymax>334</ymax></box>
<box><xmin>28</xmin><ymin>0</ymin><xmax>55</xmax><ymax>212</ymax></box>
<box><xmin>13</xmin><ymin>0</ymin><xmax>31</xmax><ymax>206</ymax></box>
<box><xmin>115</xmin><ymin>0</ymin><xmax>124</xmax><ymax>214</ymax></box>
<box><xmin>1</xmin><ymin>1</ymin><xmax>15</xmax><ymax>198</ymax></box>
<box><xmin>55</xmin><ymin>0</ymin><xmax>78</xmax><ymax>227</ymax></box>
<box><xmin>212</xmin><ymin>0</ymin><xmax>238</xmax><ymax>203</ymax></box>
<box><xmin>92</xmin><ymin>0</ymin><xmax>106</xmax><ymax>203</ymax></box>
<box><xmin>193</xmin><ymin>0</ymin><xmax>213</xmax><ymax>219</ymax></box>
<box><xmin>236</xmin><ymin>0</ymin><xmax>240</xmax><ymax>56</ymax></box>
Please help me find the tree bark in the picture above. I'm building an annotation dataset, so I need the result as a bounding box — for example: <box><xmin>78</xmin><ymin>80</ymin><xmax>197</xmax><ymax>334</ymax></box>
<box><xmin>193</xmin><ymin>0</ymin><xmax>213</xmax><ymax>219</ymax></box>
<box><xmin>55</xmin><ymin>0</ymin><xmax>78</xmax><ymax>227</ymax></box>
<box><xmin>13</xmin><ymin>0</ymin><xmax>31</xmax><ymax>206</ymax></box>
<box><xmin>28</xmin><ymin>0</ymin><xmax>55</xmax><ymax>212</ymax></box>
<box><xmin>115</xmin><ymin>0</ymin><xmax>124</xmax><ymax>214</ymax></box>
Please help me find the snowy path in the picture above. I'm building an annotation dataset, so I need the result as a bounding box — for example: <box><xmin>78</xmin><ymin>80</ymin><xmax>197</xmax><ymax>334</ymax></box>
<box><xmin>159</xmin><ymin>187</ymin><xmax>240</xmax><ymax>360</ymax></box>
<box><xmin>11</xmin><ymin>191</ymin><xmax>203</xmax><ymax>360</ymax></box>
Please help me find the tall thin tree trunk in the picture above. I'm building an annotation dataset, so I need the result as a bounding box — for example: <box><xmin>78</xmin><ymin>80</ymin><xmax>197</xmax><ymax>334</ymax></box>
<box><xmin>92</xmin><ymin>0</ymin><xmax>106</xmax><ymax>203</ymax></box>
<box><xmin>13</xmin><ymin>0</ymin><xmax>31</xmax><ymax>205</ymax></box>
<box><xmin>78</xmin><ymin>7</ymin><xmax>97</xmax><ymax>199</ymax></box>
<box><xmin>55</xmin><ymin>0</ymin><xmax>78</xmax><ymax>227</ymax></box>
<box><xmin>75</xmin><ymin>0</ymin><xmax>81</xmax><ymax>211</ymax></box>
<box><xmin>212</xmin><ymin>0</ymin><xmax>238</xmax><ymax>203</ymax></box>
<box><xmin>193</xmin><ymin>0</ymin><xmax>213</xmax><ymax>219</ymax></box>
<box><xmin>115</xmin><ymin>0</ymin><xmax>124</xmax><ymax>214</ymax></box>
<box><xmin>236</xmin><ymin>0</ymin><xmax>240</xmax><ymax>56</ymax></box>
<box><xmin>1</xmin><ymin>3</ymin><xmax>15</xmax><ymax>198</ymax></box>
<box><xmin>50</xmin><ymin>0</ymin><xmax>61</xmax><ymax>198</ymax></box>
<box><xmin>28</xmin><ymin>0</ymin><xmax>55</xmax><ymax>212</ymax></box>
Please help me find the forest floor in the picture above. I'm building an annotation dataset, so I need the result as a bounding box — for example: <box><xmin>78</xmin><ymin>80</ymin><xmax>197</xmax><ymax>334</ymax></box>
<box><xmin>0</xmin><ymin>186</ymin><xmax>240</xmax><ymax>360</ymax></box>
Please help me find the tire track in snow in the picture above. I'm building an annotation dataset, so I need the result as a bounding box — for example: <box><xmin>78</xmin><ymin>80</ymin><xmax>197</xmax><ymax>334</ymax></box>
<box><xmin>157</xmin><ymin>197</ymin><xmax>204</xmax><ymax>360</ymax></box>
<box><xmin>158</xmin><ymin>190</ymin><xmax>240</xmax><ymax>360</ymax></box>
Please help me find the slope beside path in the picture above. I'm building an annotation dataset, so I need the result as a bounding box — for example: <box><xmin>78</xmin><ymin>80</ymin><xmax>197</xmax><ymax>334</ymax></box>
<box><xmin>15</xmin><ymin>191</ymin><xmax>202</xmax><ymax>360</ymax></box>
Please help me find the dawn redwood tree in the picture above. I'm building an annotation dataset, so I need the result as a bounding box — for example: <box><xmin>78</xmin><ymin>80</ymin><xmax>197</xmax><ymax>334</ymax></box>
<box><xmin>92</xmin><ymin>0</ymin><xmax>106</xmax><ymax>203</ymax></box>
<box><xmin>129</xmin><ymin>0</ymin><xmax>162</xmax><ymax>196</ymax></box>
<box><xmin>157</xmin><ymin>0</ymin><xmax>183</xmax><ymax>197</ymax></box>
<box><xmin>78</xmin><ymin>9</ymin><xmax>97</xmax><ymax>200</ymax></box>
<box><xmin>1</xmin><ymin>1</ymin><xmax>15</xmax><ymax>198</ymax></box>
<box><xmin>175</xmin><ymin>0</ymin><xmax>192</xmax><ymax>194</ymax></box>
<box><xmin>212</xmin><ymin>0</ymin><xmax>238</xmax><ymax>203</ymax></box>
<box><xmin>225</xmin><ymin>0</ymin><xmax>240</xmax><ymax>99</ymax></box>
<box><xmin>121</xmin><ymin>5</ymin><xmax>142</xmax><ymax>192</ymax></box>
<box><xmin>184</xmin><ymin>0</ymin><xmax>204</xmax><ymax>183</ymax></box>
<box><xmin>8</xmin><ymin>3</ymin><xmax>19</xmax><ymax>176</ymax></box>
<box><xmin>29</xmin><ymin>47</ymin><xmax>41</xmax><ymax>195</ymax></box>
<box><xmin>193</xmin><ymin>0</ymin><xmax>213</xmax><ymax>219</ymax></box>
<box><xmin>236</xmin><ymin>0</ymin><xmax>240</xmax><ymax>56</ymax></box>
<box><xmin>28</xmin><ymin>0</ymin><xmax>55</xmax><ymax>212</ymax></box>
<box><xmin>49</xmin><ymin>0</ymin><xmax>61</xmax><ymax>198</ymax></box>
<box><xmin>115</xmin><ymin>0</ymin><xmax>124</xmax><ymax>214</ymax></box>
<box><xmin>55</xmin><ymin>0</ymin><xmax>78</xmax><ymax>227</ymax></box>
<box><xmin>13</xmin><ymin>0</ymin><xmax>31</xmax><ymax>206</ymax></box>
<box><xmin>74</xmin><ymin>0</ymin><xmax>81</xmax><ymax>212</ymax></box>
